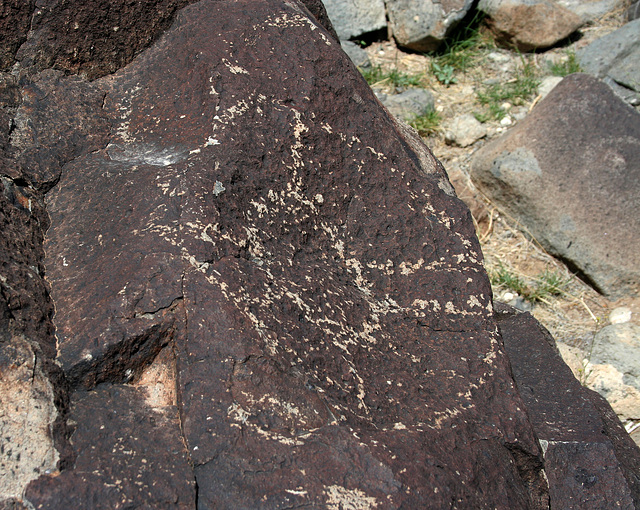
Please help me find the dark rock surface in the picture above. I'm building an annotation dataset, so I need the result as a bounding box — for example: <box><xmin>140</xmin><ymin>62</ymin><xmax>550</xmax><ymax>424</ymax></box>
<box><xmin>14</xmin><ymin>0</ymin><xmax>195</xmax><ymax>80</ymax></box>
<box><xmin>496</xmin><ymin>303</ymin><xmax>640</xmax><ymax>508</ymax></box>
<box><xmin>1</xmin><ymin>0</ymin><xmax>640</xmax><ymax>508</ymax></box>
<box><xmin>39</xmin><ymin>0</ymin><xmax>542</xmax><ymax>506</ymax></box>
<box><xmin>470</xmin><ymin>73</ymin><xmax>640</xmax><ymax>298</ymax></box>
<box><xmin>0</xmin><ymin>0</ymin><xmax>35</xmax><ymax>70</ymax></box>
<box><xmin>25</xmin><ymin>383</ymin><xmax>195</xmax><ymax>509</ymax></box>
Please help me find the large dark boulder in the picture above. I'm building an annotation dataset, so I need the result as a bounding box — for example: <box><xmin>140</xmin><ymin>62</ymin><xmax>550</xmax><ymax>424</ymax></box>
<box><xmin>0</xmin><ymin>1</ymin><xmax>639</xmax><ymax>508</ymax></box>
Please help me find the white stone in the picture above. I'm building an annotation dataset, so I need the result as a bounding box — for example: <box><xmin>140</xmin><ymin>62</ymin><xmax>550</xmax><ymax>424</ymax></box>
<box><xmin>610</xmin><ymin>307</ymin><xmax>632</xmax><ymax>324</ymax></box>
<box><xmin>443</xmin><ymin>114</ymin><xmax>487</xmax><ymax>147</ymax></box>
<box><xmin>538</xmin><ymin>76</ymin><xmax>564</xmax><ymax>100</ymax></box>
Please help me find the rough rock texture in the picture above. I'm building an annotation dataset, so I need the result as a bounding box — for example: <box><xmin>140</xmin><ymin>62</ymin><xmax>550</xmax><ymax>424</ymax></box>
<box><xmin>557</xmin><ymin>0</ymin><xmax>625</xmax><ymax>22</ymax></box>
<box><xmin>25</xmin><ymin>382</ymin><xmax>195</xmax><ymax>509</ymax></box>
<box><xmin>584</xmin><ymin>324</ymin><xmax>640</xmax><ymax>421</ymax></box>
<box><xmin>496</xmin><ymin>303</ymin><xmax>640</xmax><ymax>508</ymax></box>
<box><xmin>386</xmin><ymin>0</ymin><xmax>475</xmax><ymax>52</ymax></box>
<box><xmin>1</xmin><ymin>0</ymin><xmax>640</xmax><ymax>508</ymax></box>
<box><xmin>0</xmin><ymin>0</ymin><xmax>35</xmax><ymax>70</ymax></box>
<box><xmin>374</xmin><ymin>88</ymin><xmax>435</xmax><ymax>121</ymax></box>
<box><xmin>592</xmin><ymin>324</ymin><xmax>640</xmax><ymax>390</ymax></box>
<box><xmin>478</xmin><ymin>0</ymin><xmax>583</xmax><ymax>51</ymax></box>
<box><xmin>629</xmin><ymin>0</ymin><xmax>640</xmax><ymax>20</ymax></box>
<box><xmin>323</xmin><ymin>0</ymin><xmax>387</xmax><ymax>40</ymax></box>
<box><xmin>577</xmin><ymin>19</ymin><xmax>640</xmax><ymax>106</ymax></box>
<box><xmin>444</xmin><ymin>113</ymin><xmax>488</xmax><ymax>148</ymax></box>
<box><xmin>35</xmin><ymin>1</ymin><xmax>548</xmax><ymax>507</ymax></box>
<box><xmin>470</xmin><ymin>73</ymin><xmax>640</xmax><ymax>298</ymax></box>
<box><xmin>0</xmin><ymin>337</ymin><xmax>59</xmax><ymax>501</ymax></box>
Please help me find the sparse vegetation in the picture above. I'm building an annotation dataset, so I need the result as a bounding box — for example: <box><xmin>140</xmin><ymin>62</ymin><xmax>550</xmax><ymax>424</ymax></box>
<box><xmin>490</xmin><ymin>264</ymin><xmax>569</xmax><ymax>303</ymax></box>
<box><xmin>409</xmin><ymin>109</ymin><xmax>441</xmax><ymax>136</ymax></box>
<box><xmin>475</xmin><ymin>56</ymin><xmax>540</xmax><ymax>121</ymax></box>
<box><xmin>431</xmin><ymin>62</ymin><xmax>457</xmax><ymax>86</ymax></box>
<box><xmin>432</xmin><ymin>12</ymin><xmax>492</xmax><ymax>73</ymax></box>
<box><xmin>429</xmin><ymin>12</ymin><xmax>492</xmax><ymax>87</ymax></box>
<box><xmin>360</xmin><ymin>65</ymin><xmax>424</xmax><ymax>88</ymax></box>
<box><xmin>548</xmin><ymin>49</ymin><xmax>582</xmax><ymax>77</ymax></box>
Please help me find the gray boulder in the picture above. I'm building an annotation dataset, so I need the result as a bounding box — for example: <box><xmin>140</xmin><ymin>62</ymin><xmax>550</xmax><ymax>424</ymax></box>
<box><xmin>375</xmin><ymin>88</ymin><xmax>435</xmax><ymax>121</ymax></box>
<box><xmin>578</xmin><ymin>19</ymin><xmax>640</xmax><ymax>106</ymax></box>
<box><xmin>341</xmin><ymin>40</ymin><xmax>372</xmax><ymax>68</ymax></box>
<box><xmin>592</xmin><ymin>324</ymin><xmax>640</xmax><ymax>391</ymax></box>
<box><xmin>386</xmin><ymin>0</ymin><xmax>475</xmax><ymax>52</ymax></box>
<box><xmin>322</xmin><ymin>0</ymin><xmax>387</xmax><ymax>40</ymax></box>
<box><xmin>470</xmin><ymin>74</ymin><xmax>640</xmax><ymax>297</ymax></box>
<box><xmin>628</xmin><ymin>0</ymin><xmax>640</xmax><ymax>21</ymax></box>
<box><xmin>557</xmin><ymin>0</ymin><xmax>626</xmax><ymax>22</ymax></box>
<box><xmin>478</xmin><ymin>0</ymin><xmax>583</xmax><ymax>51</ymax></box>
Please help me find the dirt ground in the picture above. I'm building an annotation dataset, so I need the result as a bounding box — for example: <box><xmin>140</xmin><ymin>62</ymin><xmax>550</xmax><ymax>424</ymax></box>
<box><xmin>363</xmin><ymin>4</ymin><xmax>640</xmax><ymax>443</ymax></box>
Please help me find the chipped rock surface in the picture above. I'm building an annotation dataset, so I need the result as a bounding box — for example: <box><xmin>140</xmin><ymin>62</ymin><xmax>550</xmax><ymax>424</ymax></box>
<box><xmin>0</xmin><ymin>337</ymin><xmax>59</xmax><ymax>501</ymax></box>
<box><xmin>0</xmin><ymin>0</ymin><xmax>639</xmax><ymax>508</ymax></box>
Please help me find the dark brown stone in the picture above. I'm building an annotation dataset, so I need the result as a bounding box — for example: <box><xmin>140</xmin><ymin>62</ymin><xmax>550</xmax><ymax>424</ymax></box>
<box><xmin>2</xmin><ymin>0</ymin><xmax>639</xmax><ymax>507</ymax></box>
<box><xmin>39</xmin><ymin>0</ymin><xmax>544</xmax><ymax>507</ymax></box>
<box><xmin>496</xmin><ymin>303</ymin><xmax>640</xmax><ymax>508</ymax></box>
<box><xmin>15</xmin><ymin>0</ymin><xmax>196</xmax><ymax>80</ymax></box>
<box><xmin>0</xmin><ymin>0</ymin><xmax>35</xmax><ymax>70</ymax></box>
<box><xmin>24</xmin><ymin>383</ymin><xmax>196</xmax><ymax>509</ymax></box>
<box><xmin>300</xmin><ymin>0</ymin><xmax>340</xmax><ymax>41</ymax></box>
<box><xmin>10</xmin><ymin>70</ymin><xmax>110</xmax><ymax>191</ymax></box>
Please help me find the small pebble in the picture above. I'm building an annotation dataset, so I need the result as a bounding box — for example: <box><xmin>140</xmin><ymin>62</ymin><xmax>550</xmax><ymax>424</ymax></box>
<box><xmin>499</xmin><ymin>116</ymin><xmax>513</xmax><ymax>126</ymax></box>
<box><xmin>610</xmin><ymin>307</ymin><xmax>632</xmax><ymax>324</ymax></box>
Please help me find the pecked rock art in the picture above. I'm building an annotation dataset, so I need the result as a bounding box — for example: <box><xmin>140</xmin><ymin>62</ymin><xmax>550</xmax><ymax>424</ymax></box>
<box><xmin>1</xmin><ymin>0</ymin><xmax>638</xmax><ymax>508</ymax></box>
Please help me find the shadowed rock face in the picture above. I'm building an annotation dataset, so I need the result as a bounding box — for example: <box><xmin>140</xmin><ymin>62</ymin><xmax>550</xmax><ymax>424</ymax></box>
<box><xmin>0</xmin><ymin>0</ymin><xmax>638</xmax><ymax>508</ymax></box>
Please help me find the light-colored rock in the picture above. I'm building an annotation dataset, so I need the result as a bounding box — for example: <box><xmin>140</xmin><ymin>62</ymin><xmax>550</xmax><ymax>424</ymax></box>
<box><xmin>470</xmin><ymin>74</ymin><xmax>640</xmax><ymax>298</ymax></box>
<box><xmin>444</xmin><ymin>113</ymin><xmax>487</xmax><ymax>147</ymax></box>
<box><xmin>610</xmin><ymin>307</ymin><xmax>633</xmax><ymax>324</ymax></box>
<box><xmin>322</xmin><ymin>0</ymin><xmax>387</xmax><ymax>40</ymax></box>
<box><xmin>557</xmin><ymin>0</ymin><xmax>625</xmax><ymax>22</ymax></box>
<box><xmin>478</xmin><ymin>0</ymin><xmax>583</xmax><ymax>51</ymax></box>
<box><xmin>592</xmin><ymin>323</ymin><xmax>640</xmax><ymax>387</ymax></box>
<box><xmin>537</xmin><ymin>75</ymin><xmax>564</xmax><ymax>99</ymax></box>
<box><xmin>587</xmin><ymin>362</ymin><xmax>640</xmax><ymax>420</ymax></box>
<box><xmin>577</xmin><ymin>19</ymin><xmax>640</xmax><ymax>104</ymax></box>
<box><xmin>558</xmin><ymin>339</ymin><xmax>640</xmax><ymax>421</ymax></box>
<box><xmin>386</xmin><ymin>0</ymin><xmax>475</xmax><ymax>52</ymax></box>
<box><xmin>584</xmin><ymin>322</ymin><xmax>640</xmax><ymax>419</ymax></box>
<box><xmin>376</xmin><ymin>87</ymin><xmax>435</xmax><ymax>122</ymax></box>
<box><xmin>0</xmin><ymin>336</ymin><xmax>59</xmax><ymax>500</ymax></box>
<box><xmin>341</xmin><ymin>40</ymin><xmax>371</xmax><ymax>69</ymax></box>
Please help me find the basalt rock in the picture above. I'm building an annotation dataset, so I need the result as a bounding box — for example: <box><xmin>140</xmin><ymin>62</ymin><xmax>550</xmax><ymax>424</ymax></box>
<box><xmin>387</xmin><ymin>0</ymin><xmax>476</xmax><ymax>52</ymax></box>
<box><xmin>496</xmin><ymin>303</ymin><xmax>640</xmax><ymax>508</ymax></box>
<box><xmin>1</xmin><ymin>0</ymin><xmax>639</xmax><ymax>509</ymax></box>
<box><xmin>470</xmin><ymin>73</ymin><xmax>640</xmax><ymax>298</ymax></box>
